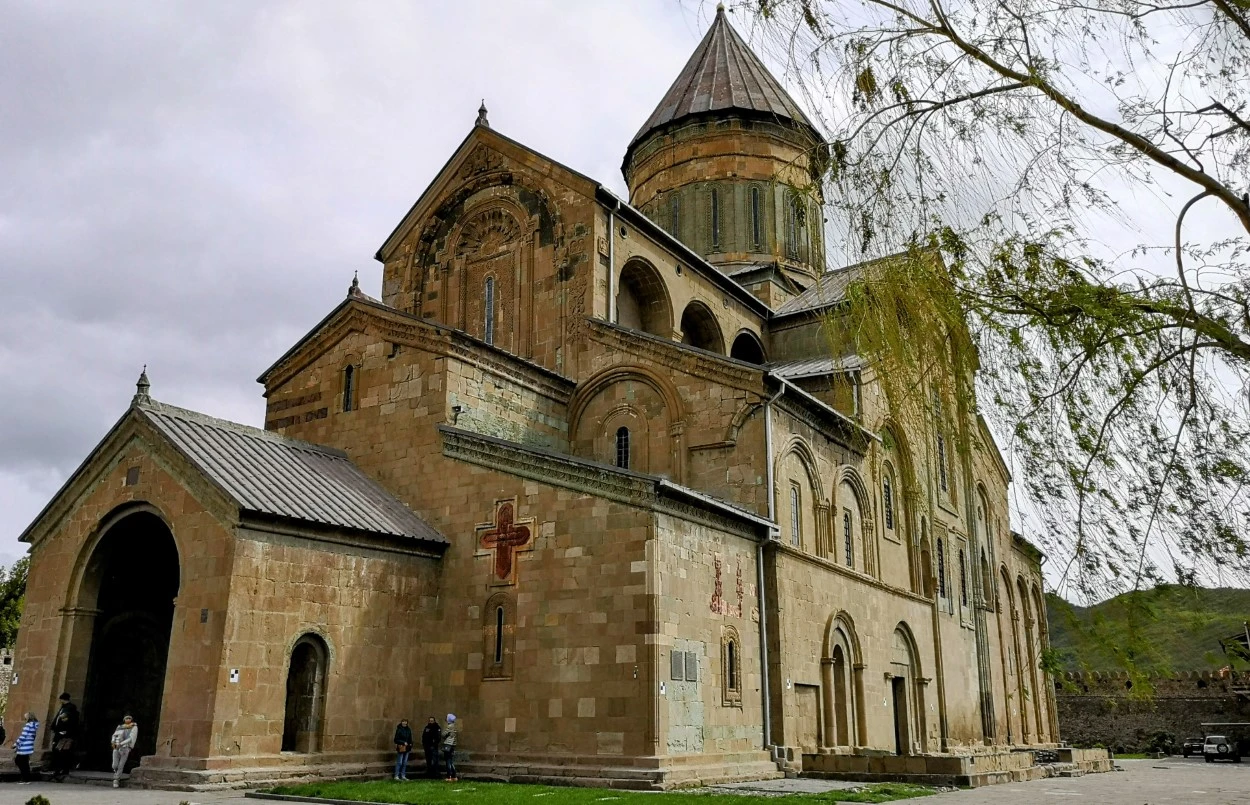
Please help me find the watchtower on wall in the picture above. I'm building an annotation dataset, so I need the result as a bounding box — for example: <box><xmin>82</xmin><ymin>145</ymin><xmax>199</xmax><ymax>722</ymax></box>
<box><xmin>622</xmin><ymin>5</ymin><xmax>829</xmax><ymax>306</ymax></box>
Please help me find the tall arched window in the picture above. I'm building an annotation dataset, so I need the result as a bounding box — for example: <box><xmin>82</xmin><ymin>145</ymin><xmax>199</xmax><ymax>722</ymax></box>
<box><xmin>785</xmin><ymin>195</ymin><xmax>799</xmax><ymax>258</ymax></box>
<box><xmin>483</xmin><ymin>276</ymin><xmax>496</xmax><ymax>345</ymax></box>
<box><xmin>710</xmin><ymin>187</ymin><xmax>721</xmax><ymax>248</ymax></box>
<box><xmin>789</xmin><ymin>484</ymin><xmax>802</xmax><ymax>547</ymax></box>
<box><xmin>615</xmin><ymin>427</ymin><xmax>630</xmax><ymax>470</ymax></box>
<box><xmin>883</xmin><ymin>475</ymin><xmax>895</xmax><ymax>531</ymax></box>
<box><xmin>722</xmin><ymin>626</ymin><xmax>742</xmax><ymax>705</ymax></box>
<box><xmin>494</xmin><ymin>604</ymin><xmax>505</xmax><ymax>663</ymax></box>
<box><xmin>936</xmin><ymin>538</ymin><xmax>947</xmax><ymax>598</ymax></box>
<box><xmin>750</xmin><ymin>186</ymin><xmax>762</xmax><ymax>248</ymax></box>
<box><xmin>937</xmin><ymin>433</ymin><xmax>948</xmax><ymax>491</ymax></box>
<box><xmin>669</xmin><ymin>195</ymin><xmax>680</xmax><ymax>236</ymax></box>
<box><xmin>342</xmin><ymin>365</ymin><xmax>355</xmax><ymax>412</ymax></box>
<box><xmin>959</xmin><ymin>549</ymin><xmax>968</xmax><ymax>607</ymax></box>
<box><xmin>484</xmin><ymin>592</ymin><xmax>515</xmax><ymax>680</ymax></box>
<box><xmin>843</xmin><ymin>508</ymin><xmax>854</xmax><ymax>568</ymax></box>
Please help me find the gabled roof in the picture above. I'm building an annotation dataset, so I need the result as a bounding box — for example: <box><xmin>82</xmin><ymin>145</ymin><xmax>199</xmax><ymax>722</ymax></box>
<box><xmin>629</xmin><ymin>5</ymin><xmax>820</xmax><ymax>151</ymax></box>
<box><xmin>769</xmin><ymin>354</ymin><xmax>865</xmax><ymax>380</ymax></box>
<box><xmin>20</xmin><ymin>397</ymin><xmax>447</xmax><ymax>546</ymax></box>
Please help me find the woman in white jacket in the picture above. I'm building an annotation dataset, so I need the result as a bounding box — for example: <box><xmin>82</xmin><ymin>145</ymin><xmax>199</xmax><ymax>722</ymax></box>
<box><xmin>110</xmin><ymin>715</ymin><xmax>138</xmax><ymax>788</ymax></box>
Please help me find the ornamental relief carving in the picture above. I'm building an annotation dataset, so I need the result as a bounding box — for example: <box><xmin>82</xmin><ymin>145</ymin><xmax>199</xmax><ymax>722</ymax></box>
<box><xmin>456</xmin><ymin>207</ymin><xmax>524</xmax><ymax>261</ymax></box>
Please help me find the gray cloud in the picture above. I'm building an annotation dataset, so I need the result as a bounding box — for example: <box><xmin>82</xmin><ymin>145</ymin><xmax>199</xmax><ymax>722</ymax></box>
<box><xmin>0</xmin><ymin>0</ymin><xmax>724</xmax><ymax>564</ymax></box>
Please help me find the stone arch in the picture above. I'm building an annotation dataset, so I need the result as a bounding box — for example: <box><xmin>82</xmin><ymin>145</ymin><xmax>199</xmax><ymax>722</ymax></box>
<box><xmin>999</xmin><ymin>565</ymin><xmax>1028</xmax><ymax>743</ymax></box>
<box><xmin>617</xmin><ymin>258</ymin><xmax>673</xmax><ymax>337</ymax></box>
<box><xmin>679</xmin><ymin>300</ymin><xmax>725</xmax><ymax>354</ymax></box>
<box><xmin>569</xmin><ymin>366</ymin><xmax>685</xmax><ymax>480</ymax></box>
<box><xmin>67</xmin><ymin>503</ymin><xmax>180</xmax><ymax>771</ymax></box>
<box><xmin>1030</xmin><ymin>581</ymin><xmax>1051</xmax><ymax>742</ymax></box>
<box><xmin>917</xmin><ymin>517</ymin><xmax>934</xmax><ymax>597</ymax></box>
<box><xmin>723</xmin><ymin>400</ymin><xmax>763</xmax><ymax>445</ymax></box>
<box><xmin>890</xmin><ymin>622</ymin><xmax>926</xmax><ymax>755</ymax></box>
<box><xmin>775</xmin><ymin>437</ymin><xmax>824</xmax><ymax>551</ymax></box>
<box><xmin>821</xmin><ymin>612</ymin><xmax>866</xmax><ymax>748</ymax></box>
<box><xmin>834</xmin><ymin>466</ymin><xmax>874</xmax><ymax>574</ymax></box>
<box><xmin>721</xmin><ymin>625</ymin><xmax>743</xmax><ymax>705</ymax></box>
<box><xmin>282</xmin><ymin>633</ymin><xmax>330</xmax><ymax>753</ymax></box>
<box><xmin>729</xmin><ymin>330</ymin><xmax>766</xmax><ymax>364</ymax></box>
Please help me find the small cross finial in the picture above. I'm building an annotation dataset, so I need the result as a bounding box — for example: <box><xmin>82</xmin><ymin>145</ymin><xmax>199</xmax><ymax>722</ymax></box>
<box><xmin>348</xmin><ymin>270</ymin><xmax>362</xmax><ymax>298</ymax></box>
<box><xmin>133</xmin><ymin>365</ymin><xmax>151</xmax><ymax>407</ymax></box>
<box><xmin>476</xmin><ymin>100</ymin><xmax>490</xmax><ymax>128</ymax></box>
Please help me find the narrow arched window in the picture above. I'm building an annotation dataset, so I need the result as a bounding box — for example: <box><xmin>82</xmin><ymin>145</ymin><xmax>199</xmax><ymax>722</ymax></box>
<box><xmin>494</xmin><ymin>605</ymin><xmax>505</xmax><ymax>664</ymax></box>
<box><xmin>937</xmin><ymin>433</ymin><xmax>948</xmax><ymax>491</ymax></box>
<box><xmin>883</xmin><ymin>476</ymin><xmax>895</xmax><ymax>531</ymax></box>
<box><xmin>959</xmin><ymin>549</ymin><xmax>968</xmax><ymax>607</ymax></box>
<box><xmin>937</xmin><ymin>538</ymin><xmax>947</xmax><ymax>598</ymax></box>
<box><xmin>843</xmin><ymin>508</ymin><xmax>854</xmax><ymax>568</ymax></box>
<box><xmin>727</xmin><ymin>641</ymin><xmax>737</xmax><ymax>690</ymax></box>
<box><xmin>786</xmin><ymin>196</ymin><xmax>799</xmax><ymax>258</ymax></box>
<box><xmin>722</xmin><ymin>627</ymin><xmax>742</xmax><ymax>705</ymax></box>
<box><xmin>484</xmin><ymin>276</ymin><xmax>496</xmax><ymax>345</ymax></box>
<box><xmin>710</xmin><ymin>187</ymin><xmax>721</xmax><ymax>249</ymax></box>
<box><xmin>670</xmin><ymin>195</ymin><xmax>680</xmax><ymax>236</ymax></box>
<box><xmin>750</xmin><ymin>186</ymin><xmax>762</xmax><ymax>248</ymax></box>
<box><xmin>789</xmin><ymin>484</ymin><xmax>801</xmax><ymax>547</ymax></box>
<box><xmin>342</xmin><ymin>365</ymin><xmax>355</xmax><ymax>412</ymax></box>
<box><xmin>615</xmin><ymin>427</ymin><xmax>630</xmax><ymax>470</ymax></box>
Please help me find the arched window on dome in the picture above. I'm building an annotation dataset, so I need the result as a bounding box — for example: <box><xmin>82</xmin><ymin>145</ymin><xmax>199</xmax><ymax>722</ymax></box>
<box><xmin>710</xmin><ymin>187</ymin><xmax>721</xmax><ymax>249</ymax></box>
<box><xmin>750</xmin><ymin>186</ymin><xmax>762</xmax><ymax>249</ymax></box>
<box><xmin>669</xmin><ymin>195</ymin><xmax>680</xmax><ymax>238</ymax></box>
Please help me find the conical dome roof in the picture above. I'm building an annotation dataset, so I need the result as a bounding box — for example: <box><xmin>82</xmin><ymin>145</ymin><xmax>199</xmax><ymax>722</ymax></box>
<box><xmin>628</xmin><ymin>5</ymin><xmax>821</xmax><ymax>151</ymax></box>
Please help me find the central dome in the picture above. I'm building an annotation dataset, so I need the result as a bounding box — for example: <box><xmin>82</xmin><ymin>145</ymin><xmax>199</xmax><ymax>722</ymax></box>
<box><xmin>623</xmin><ymin>6</ymin><xmax>828</xmax><ymax>292</ymax></box>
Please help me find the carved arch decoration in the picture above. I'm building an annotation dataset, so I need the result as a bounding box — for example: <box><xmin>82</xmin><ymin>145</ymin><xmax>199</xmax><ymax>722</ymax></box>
<box><xmin>774</xmin><ymin>436</ymin><xmax>826</xmax><ymax>553</ymax></box>
<box><xmin>568</xmin><ymin>365</ymin><xmax>687</xmax><ymax>482</ymax></box>
<box><xmin>774</xmin><ymin>436</ymin><xmax>824</xmax><ymax>497</ymax></box>
<box><xmin>408</xmin><ymin>172</ymin><xmax>560</xmax><ymax>329</ymax></box>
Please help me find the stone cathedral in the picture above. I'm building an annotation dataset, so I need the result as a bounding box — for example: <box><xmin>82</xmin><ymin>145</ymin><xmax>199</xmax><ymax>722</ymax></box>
<box><xmin>8</xmin><ymin>7</ymin><xmax>1079</xmax><ymax>790</ymax></box>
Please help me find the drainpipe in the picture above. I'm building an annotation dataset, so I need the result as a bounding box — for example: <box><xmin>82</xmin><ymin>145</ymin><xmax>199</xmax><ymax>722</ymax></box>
<box><xmin>607</xmin><ymin>201</ymin><xmax>620</xmax><ymax>323</ymax></box>
<box><xmin>759</xmin><ymin>381</ymin><xmax>786</xmax><ymax>753</ymax></box>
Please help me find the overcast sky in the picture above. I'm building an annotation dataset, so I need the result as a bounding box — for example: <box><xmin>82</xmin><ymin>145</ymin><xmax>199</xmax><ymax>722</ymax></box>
<box><xmin>1</xmin><ymin>0</ymin><xmax>743</xmax><ymax>567</ymax></box>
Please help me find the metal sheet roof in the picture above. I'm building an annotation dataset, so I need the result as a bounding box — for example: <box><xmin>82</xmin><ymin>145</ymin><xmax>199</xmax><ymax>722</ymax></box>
<box><xmin>140</xmin><ymin>401</ymin><xmax>446</xmax><ymax>544</ymax></box>
<box><xmin>773</xmin><ymin>264</ymin><xmax>864</xmax><ymax>316</ymax></box>
<box><xmin>630</xmin><ymin>6</ymin><xmax>819</xmax><ymax>149</ymax></box>
<box><xmin>769</xmin><ymin>355</ymin><xmax>865</xmax><ymax>379</ymax></box>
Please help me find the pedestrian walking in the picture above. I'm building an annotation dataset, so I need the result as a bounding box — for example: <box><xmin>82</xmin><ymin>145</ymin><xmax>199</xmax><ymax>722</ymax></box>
<box><xmin>442</xmin><ymin>713</ymin><xmax>459</xmax><ymax>781</ymax></box>
<box><xmin>392</xmin><ymin>719</ymin><xmax>413</xmax><ymax>780</ymax></box>
<box><xmin>421</xmin><ymin>716</ymin><xmax>441</xmax><ymax>778</ymax></box>
<box><xmin>109</xmin><ymin>715</ymin><xmax>138</xmax><ymax>788</ymax></box>
<box><xmin>14</xmin><ymin>712</ymin><xmax>39</xmax><ymax>784</ymax></box>
<box><xmin>49</xmin><ymin>691</ymin><xmax>80</xmax><ymax>781</ymax></box>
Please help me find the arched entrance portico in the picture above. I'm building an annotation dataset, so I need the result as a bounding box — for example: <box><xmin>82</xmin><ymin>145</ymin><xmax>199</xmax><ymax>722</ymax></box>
<box><xmin>74</xmin><ymin>507</ymin><xmax>180</xmax><ymax>771</ymax></box>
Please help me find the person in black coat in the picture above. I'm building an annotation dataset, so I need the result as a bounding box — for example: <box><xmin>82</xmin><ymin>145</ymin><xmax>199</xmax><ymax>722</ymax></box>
<box><xmin>392</xmin><ymin>719</ymin><xmax>413</xmax><ymax>780</ymax></box>
<box><xmin>50</xmin><ymin>692</ymin><xmax>80</xmax><ymax>781</ymax></box>
<box><xmin>420</xmin><ymin>716</ymin><xmax>442</xmax><ymax>778</ymax></box>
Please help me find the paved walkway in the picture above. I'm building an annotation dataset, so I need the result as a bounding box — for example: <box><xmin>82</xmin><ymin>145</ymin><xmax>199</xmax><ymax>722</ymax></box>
<box><xmin>0</xmin><ymin>757</ymin><xmax>1245</xmax><ymax>803</ymax></box>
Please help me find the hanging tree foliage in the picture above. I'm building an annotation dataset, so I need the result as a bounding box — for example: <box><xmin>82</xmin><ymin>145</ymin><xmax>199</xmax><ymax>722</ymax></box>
<box><xmin>745</xmin><ymin>0</ymin><xmax>1250</xmax><ymax>600</ymax></box>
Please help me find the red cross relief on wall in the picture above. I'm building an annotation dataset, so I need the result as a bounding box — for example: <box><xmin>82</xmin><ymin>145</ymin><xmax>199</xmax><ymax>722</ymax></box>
<box><xmin>476</xmin><ymin>499</ymin><xmax>535</xmax><ymax>586</ymax></box>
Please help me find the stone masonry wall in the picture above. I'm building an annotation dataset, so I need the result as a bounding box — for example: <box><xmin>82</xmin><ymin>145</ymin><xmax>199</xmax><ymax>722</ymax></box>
<box><xmin>1056</xmin><ymin>670</ymin><xmax>1250</xmax><ymax>752</ymax></box>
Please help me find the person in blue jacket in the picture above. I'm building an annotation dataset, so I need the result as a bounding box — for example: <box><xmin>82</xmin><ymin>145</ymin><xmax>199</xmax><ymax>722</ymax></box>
<box><xmin>14</xmin><ymin>712</ymin><xmax>39</xmax><ymax>783</ymax></box>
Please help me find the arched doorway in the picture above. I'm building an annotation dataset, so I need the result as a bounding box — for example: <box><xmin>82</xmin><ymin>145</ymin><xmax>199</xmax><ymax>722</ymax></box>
<box><xmin>679</xmin><ymin>301</ymin><xmax>725</xmax><ymax>353</ymax></box>
<box><xmin>616</xmin><ymin>260</ymin><xmax>672</xmax><ymax>337</ymax></box>
<box><xmin>78</xmin><ymin>509</ymin><xmax>180</xmax><ymax>771</ymax></box>
<box><xmin>730</xmin><ymin>331</ymin><xmax>766</xmax><ymax>364</ymax></box>
<box><xmin>821</xmin><ymin>614</ymin><xmax>864</xmax><ymax>750</ymax></box>
<box><xmin>890</xmin><ymin>625</ymin><xmax>924</xmax><ymax>755</ymax></box>
<box><xmin>282</xmin><ymin>634</ymin><xmax>329</xmax><ymax>753</ymax></box>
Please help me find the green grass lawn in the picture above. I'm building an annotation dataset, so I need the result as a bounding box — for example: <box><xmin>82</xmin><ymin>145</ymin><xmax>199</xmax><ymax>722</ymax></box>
<box><xmin>264</xmin><ymin>779</ymin><xmax>936</xmax><ymax>804</ymax></box>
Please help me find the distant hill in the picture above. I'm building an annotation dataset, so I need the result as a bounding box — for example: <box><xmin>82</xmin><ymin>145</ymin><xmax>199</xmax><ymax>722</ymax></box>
<box><xmin>1045</xmin><ymin>585</ymin><xmax>1250</xmax><ymax>672</ymax></box>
